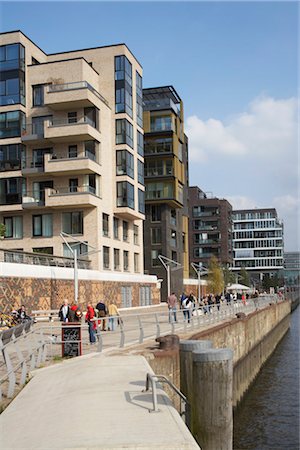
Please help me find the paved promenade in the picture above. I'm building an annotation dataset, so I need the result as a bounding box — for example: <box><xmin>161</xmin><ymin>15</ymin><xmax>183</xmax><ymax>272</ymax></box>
<box><xmin>0</xmin><ymin>353</ymin><xmax>200</xmax><ymax>450</ymax></box>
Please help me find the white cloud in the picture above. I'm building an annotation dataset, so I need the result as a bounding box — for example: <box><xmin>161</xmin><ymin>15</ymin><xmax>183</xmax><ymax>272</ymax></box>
<box><xmin>226</xmin><ymin>195</ymin><xmax>258</xmax><ymax>210</ymax></box>
<box><xmin>186</xmin><ymin>95</ymin><xmax>297</xmax><ymax>168</ymax></box>
<box><xmin>273</xmin><ymin>194</ymin><xmax>299</xmax><ymax>213</ymax></box>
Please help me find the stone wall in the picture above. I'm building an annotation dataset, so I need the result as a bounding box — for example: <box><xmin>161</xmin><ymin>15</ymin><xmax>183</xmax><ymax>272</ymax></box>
<box><xmin>0</xmin><ymin>276</ymin><xmax>160</xmax><ymax>313</ymax></box>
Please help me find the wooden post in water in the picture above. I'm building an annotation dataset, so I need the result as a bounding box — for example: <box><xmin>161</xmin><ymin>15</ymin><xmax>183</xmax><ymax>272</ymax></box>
<box><xmin>180</xmin><ymin>339</ymin><xmax>213</xmax><ymax>432</ymax></box>
<box><xmin>192</xmin><ymin>348</ymin><xmax>233</xmax><ymax>450</ymax></box>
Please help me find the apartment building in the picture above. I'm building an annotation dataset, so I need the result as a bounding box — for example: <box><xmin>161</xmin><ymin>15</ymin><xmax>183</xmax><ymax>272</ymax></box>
<box><xmin>188</xmin><ymin>186</ymin><xmax>233</xmax><ymax>269</ymax></box>
<box><xmin>283</xmin><ymin>251</ymin><xmax>300</xmax><ymax>287</ymax></box>
<box><xmin>0</xmin><ymin>30</ymin><xmax>145</xmax><ymax>275</ymax></box>
<box><xmin>232</xmin><ymin>208</ymin><xmax>284</xmax><ymax>281</ymax></box>
<box><xmin>142</xmin><ymin>86</ymin><xmax>189</xmax><ymax>299</ymax></box>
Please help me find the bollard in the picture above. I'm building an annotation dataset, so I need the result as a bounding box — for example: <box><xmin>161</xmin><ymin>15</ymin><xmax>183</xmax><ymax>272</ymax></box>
<box><xmin>192</xmin><ymin>348</ymin><xmax>233</xmax><ymax>450</ymax></box>
<box><xmin>179</xmin><ymin>339</ymin><xmax>213</xmax><ymax>431</ymax></box>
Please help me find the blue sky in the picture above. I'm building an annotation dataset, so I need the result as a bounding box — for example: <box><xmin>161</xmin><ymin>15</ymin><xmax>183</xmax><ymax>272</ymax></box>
<box><xmin>0</xmin><ymin>1</ymin><xmax>299</xmax><ymax>250</ymax></box>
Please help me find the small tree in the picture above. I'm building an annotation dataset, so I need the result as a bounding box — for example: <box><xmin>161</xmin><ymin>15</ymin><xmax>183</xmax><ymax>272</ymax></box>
<box><xmin>239</xmin><ymin>266</ymin><xmax>250</xmax><ymax>287</ymax></box>
<box><xmin>223</xmin><ymin>265</ymin><xmax>235</xmax><ymax>287</ymax></box>
<box><xmin>0</xmin><ymin>223</ymin><xmax>5</xmax><ymax>238</ymax></box>
<box><xmin>207</xmin><ymin>256</ymin><xmax>224</xmax><ymax>294</ymax></box>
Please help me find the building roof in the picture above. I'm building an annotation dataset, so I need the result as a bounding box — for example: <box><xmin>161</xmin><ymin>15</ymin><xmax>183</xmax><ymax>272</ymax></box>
<box><xmin>143</xmin><ymin>86</ymin><xmax>181</xmax><ymax>104</ymax></box>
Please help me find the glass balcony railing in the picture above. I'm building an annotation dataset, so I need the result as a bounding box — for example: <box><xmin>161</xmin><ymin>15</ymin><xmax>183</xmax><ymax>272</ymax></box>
<box><xmin>0</xmin><ymin>94</ymin><xmax>25</xmax><ymax>106</ymax></box>
<box><xmin>47</xmin><ymin>81</ymin><xmax>109</xmax><ymax>106</ymax></box>
<box><xmin>0</xmin><ymin>58</ymin><xmax>25</xmax><ymax>71</ymax></box>
<box><xmin>49</xmin><ymin>116</ymin><xmax>96</xmax><ymax>128</ymax></box>
<box><xmin>49</xmin><ymin>185</ymin><xmax>97</xmax><ymax>196</ymax></box>
<box><xmin>143</xmin><ymin>98</ymin><xmax>180</xmax><ymax>116</ymax></box>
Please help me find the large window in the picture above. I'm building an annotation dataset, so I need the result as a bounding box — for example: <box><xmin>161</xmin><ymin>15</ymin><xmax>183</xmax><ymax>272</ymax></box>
<box><xmin>113</xmin><ymin>217</ymin><xmax>119</xmax><ymax>239</ymax></box>
<box><xmin>145</xmin><ymin>137</ymin><xmax>172</xmax><ymax>155</ymax></box>
<box><xmin>134</xmin><ymin>225</ymin><xmax>139</xmax><ymax>245</ymax></box>
<box><xmin>140</xmin><ymin>286</ymin><xmax>152</xmax><ymax>306</ymax></box>
<box><xmin>151</xmin><ymin>228</ymin><xmax>162</xmax><ymax>244</ymax></box>
<box><xmin>32</xmin><ymin>214</ymin><xmax>53</xmax><ymax>237</ymax></box>
<box><xmin>137</xmin><ymin>130</ymin><xmax>144</xmax><ymax>156</ymax></box>
<box><xmin>116</xmin><ymin>119</ymin><xmax>133</xmax><ymax>148</ymax></box>
<box><xmin>116</xmin><ymin>150</ymin><xmax>134</xmax><ymax>178</ymax></box>
<box><xmin>144</xmin><ymin>159</ymin><xmax>173</xmax><ymax>177</ymax></box>
<box><xmin>123</xmin><ymin>250</ymin><xmax>129</xmax><ymax>271</ymax></box>
<box><xmin>114</xmin><ymin>248</ymin><xmax>120</xmax><ymax>270</ymax></box>
<box><xmin>145</xmin><ymin>182</ymin><xmax>174</xmax><ymax>201</ymax></box>
<box><xmin>123</xmin><ymin>221</ymin><xmax>128</xmax><ymax>242</ymax></box>
<box><xmin>4</xmin><ymin>216</ymin><xmax>22</xmax><ymax>238</ymax></box>
<box><xmin>0</xmin><ymin>44</ymin><xmax>25</xmax><ymax>106</ymax></box>
<box><xmin>150</xmin><ymin>205</ymin><xmax>162</xmax><ymax>222</ymax></box>
<box><xmin>151</xmin><ymin>249</ymin><xmax>162</xmax><ymax>267</ymax></box>
<box><xmin>0</xmin><ymin>177</ymin><xmax>23</xmax><ymax>205</ymax></box>
<box><xmin>150</xmin><ymin>115</ymin><xmax>172</xmax><ymax>132</ymax></box>
<box><xmin>0</xmin><ymin>111</ymin><xmax>25</xmax><ymax>138</ymax></box>
<box><xmin>136</xmin><ymin>71</ymin><xmax>143</xmax><ymax>127</ymax></box>
<box><xmin>63</xmin><ymin>242</ymin><xmax>88</xmax><ymax>258</ymax></box>
<box><xmin>102</xmin><ymin>213</ymin><xmax>109</xmax><ymax>237</ymax></box>
<box><xmin>0</xmin><ymin>144</ymin><xmax>24</xmax><ymax>171</ymax></box>
<box><xmin>32</xmin><ymin>85</ymin><xmax>45</xmax><ymax>107</ymax></box>
<box><xmin>138</xmin><ymin>160</ymin><xmax>144</xmax><ymax>184</ymax></box>
<box><xmin>121</xmin><ymin>286</ymin><xmax>132</xmax><ymax>308</ymax></box>
<box><xmin>62</xmin><ymin>211</ymin><xmax>83</xmax><ymax>234</ymax></box>
<box><xmin>138</xmin><ymin>189</ymin><xmax>145</xmax><ymax>214</ymax></box>
<box><xmin>0</xmin><ymin>43</ymin><xmax>25</xmax><ymax>71</ymax></box>
<box><xmin>103</xmin><ymin>246</ymin><xmax>110</xmax><ymax>269</ymax></box>
<box><xmin>117</xmin><ymin>181</ymin><xmax>134</xmax><ymax>209</ymax></box>
<box><xmin>115</xmin><ymin>55</ymin><xmax>132</xmax><ymax>117</ymax></box>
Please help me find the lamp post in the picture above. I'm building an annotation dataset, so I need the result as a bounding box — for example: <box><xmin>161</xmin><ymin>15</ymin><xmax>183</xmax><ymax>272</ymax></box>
<box><xmin>158</xmin><ymin>255</ymin><xmax>181</xmax><ymax>298</ymax></box>
<box><xmin>60</xmin><ymin>232</ymin><xmax>100</xmax><ymax>304</ymax></box>
<box><xmin>191</xmin><ymin>262</ymin><xmax>208</xmax><ymax>302</ymax></box>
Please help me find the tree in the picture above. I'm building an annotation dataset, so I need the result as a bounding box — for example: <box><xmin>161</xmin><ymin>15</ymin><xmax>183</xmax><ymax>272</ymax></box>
<box><xmin>239</xmin><ymin>266</ymin><xmax>250</xmax><ymax>287</ymax></box>
<box><xmin>223</xmin><ymin>265</ymin><xmax>235</xmax><ymax>287</ymax></box>
<box><xmin>207</xmin><ymin>256</ymin><xmax>224</xmax><ymax>294</ymax></box>
<box><xmin>0</xmin><ymin>223</ymin><xmax>5</xmax><ymax>238</ymax></box>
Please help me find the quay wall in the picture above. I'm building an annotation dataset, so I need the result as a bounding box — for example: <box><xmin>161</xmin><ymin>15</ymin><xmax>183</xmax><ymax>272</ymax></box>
<box><xmin>144</xmin><ymin>300</ymin><xmax>291</xmax><ymax>408</ymax></box>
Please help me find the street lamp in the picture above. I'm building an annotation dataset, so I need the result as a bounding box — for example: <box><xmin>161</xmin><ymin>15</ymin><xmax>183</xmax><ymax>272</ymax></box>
<box><xmin>158</xmin><ymin>255</ymin><xmax>181</xmax><ymax>298</ymax></box>
<box><xmin>191</xmin><ymin>262</ymin><xmax>208</xmax><ymax>302</ymax></box>
<box><xmin>60</xmin><ymin>232</ymin><xmax>100</xmax><ymax>304</ymax></box>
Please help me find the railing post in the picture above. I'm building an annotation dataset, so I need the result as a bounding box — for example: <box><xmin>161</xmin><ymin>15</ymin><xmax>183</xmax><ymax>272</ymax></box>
<box><xmin>96</xmin><ymin>323</ymin><xmax>103</xmax><ymax>353</ymax></box>
<box><xmin>119</xmin><ymin>316</ymin><xmax>125</xmax><ymax>348</ymax></box>
<box><xmin>155</xmin><ymin>313</ymin><xmax>160</xmax><ymax>338</ymax></box>
<box><xmin>138</xmin><ymin>316</ymin><xmax>144</xmax><ymax>344</ymax></box>
<box><xmin>1</xmin><ymin>339</ymin><xmax>16</xmax><ymax>399</ymax></box>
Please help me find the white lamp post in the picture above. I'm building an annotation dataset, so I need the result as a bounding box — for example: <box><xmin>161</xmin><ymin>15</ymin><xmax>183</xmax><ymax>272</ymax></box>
<box><xmin>158</xmin><ymin>255</ymin><xmax>181</xmax><ymax>298</ymax></box>
<box><xmin>191</xmin><ymin>262</ymin><xmax>208</xmax><ymax>302</ymax></box>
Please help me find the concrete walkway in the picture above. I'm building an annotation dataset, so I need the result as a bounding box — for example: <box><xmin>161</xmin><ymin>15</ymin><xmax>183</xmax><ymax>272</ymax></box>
<box><xmin>0</xmin><ymin>353</ymin><xmax>200</xmax><ymax>450</ymax></box>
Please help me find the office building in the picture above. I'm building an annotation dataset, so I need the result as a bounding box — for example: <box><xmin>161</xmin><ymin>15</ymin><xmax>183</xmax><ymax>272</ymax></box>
<box><xmin>283</xmin><ymin>251</ymin><xmax>300</xmax><ymax>286</ymax></box>
<box><xmin>0</xmin><ymin>30</ymin><xmax>145</xmax><ymax>275</ymax></box>
<box><xmin>142</xmin><ymin>86</ymin><xmax>189</xmax><ymax>299</ymax></box>
<box><xmin>232</xmin><ymin>208</ymin><xmax>284</xmax><ymax>282</ymax></box>
<box><xmin>188</xmin><ymin>186</ymin><xmax>233</xmax><ymax>269</ymax></box>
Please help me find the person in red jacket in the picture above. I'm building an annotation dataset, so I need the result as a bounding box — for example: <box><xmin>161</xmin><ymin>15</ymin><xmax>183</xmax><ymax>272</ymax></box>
<box><xmin>85</xmin><ymin>302</ymin><xmax>96</xmax><ymax>344</ymax></box>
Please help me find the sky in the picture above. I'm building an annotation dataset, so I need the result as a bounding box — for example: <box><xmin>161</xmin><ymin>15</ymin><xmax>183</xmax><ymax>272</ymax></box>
<box><xmin>0</xmin><ymin>1</ymin><xmax>299</xmax><ymax>251</ymax></box>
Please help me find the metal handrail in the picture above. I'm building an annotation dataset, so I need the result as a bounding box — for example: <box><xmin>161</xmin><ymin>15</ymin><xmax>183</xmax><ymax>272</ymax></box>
<box><xmin>143</xmin><ymin>373</ymin><xmax>190</xmax><ymax>427</ymax></box>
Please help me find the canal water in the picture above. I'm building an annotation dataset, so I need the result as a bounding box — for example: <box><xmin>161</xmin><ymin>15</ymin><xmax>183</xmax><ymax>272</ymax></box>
<box><xmin>233</xmin><ymin>306</ymin><xmax>299</xmax><ymax>450</ymax></box>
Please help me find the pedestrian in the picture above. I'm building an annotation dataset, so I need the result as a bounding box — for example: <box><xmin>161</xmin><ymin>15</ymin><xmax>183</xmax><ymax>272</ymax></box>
<box><xmin>215</xmin><ymin>294</ymin><xmax>221</xmax><ymax>311</ymax></box>
<box><xmin>69</xmin><ymin>303</ymin><xmax>82</xmax><ymax>322</ymax></box>
<box><xmin>85</xmin><ymin>302</ymin><xmax>96</xmax><ymax>344</ymax></box>
<box><xmin>182</xmin><ymin>296</ymin><xmax>193</xmax><ymax>323</ymax></box>
<box><xmin>17</xmin><ymin>305</ymin><xmax>31</xmax><ymax>322</ymax></box>
<box><xmin>242</xmin><ymin>293</ymin><xmax>246</xmax><ymax>306</ymax></box>
<box><xmin>58</xmin><ymin>299</ymin><xmax>71</xmax><ymax>322</ymax></box>
<box><xmin>108</xmin><ymin>302</ymin><xmax>119</xmax><ymax>331</ymax></box>
<box><xmin>96</xmin><ymin>300</ymin><xmax>108</xmax><ymax>331</ymax></box>
<box><xmin>167</xmin><ymin>292</ymin><xmax>177</xmax><ymax>323</ymax></box>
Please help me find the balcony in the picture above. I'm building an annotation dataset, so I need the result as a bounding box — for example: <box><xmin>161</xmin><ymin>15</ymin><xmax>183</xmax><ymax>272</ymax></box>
<box><xmin>143</xmin><ymin>98</ymin><xmax>180</xmax><ymax>116</ymax></box>
<box><xmin>44</xmin><ymin>81</ymin><xmax>108</xmax><ymax>110</ymax></box>
<box><xmin>22</xmin><ymin>186</ymin><xmax>100</xmax><ymax>209</ymax></box>
<box><xmin>195</xmin><ymin>239</ymin><xmax>221</xmax><ymax>245</ymax></box>
<box><xmin>45</xmin><ymin>117</ymin><xmax>101</xmax><ymax>143</ymax></box>
<box><xmin>44</xmin><ymin>152</ymin><xmax>101</xmax><ymax>176</ymax></box>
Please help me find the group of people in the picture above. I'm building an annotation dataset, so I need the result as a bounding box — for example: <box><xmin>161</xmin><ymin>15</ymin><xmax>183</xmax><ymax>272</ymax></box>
<box><xmin>0</xmin><ymin>305</ymin><xmax>32</xmax><ymax>330</ymax></box>
<box><xmin>167</xmin><ymin>289</ymin><xmax>255</xmax><ymax>322</ymax></box>
<box><xmin>58</xmin><ymin>299</ymin><xmax>120</xmax><ymax>344</ymax></box>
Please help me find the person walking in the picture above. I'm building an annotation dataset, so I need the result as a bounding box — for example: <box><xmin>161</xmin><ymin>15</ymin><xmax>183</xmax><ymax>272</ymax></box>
<box><xmin>167</xmin><ymin>292</ymin><xmax>178</xmax><ymax>323</ymax></box>
<box><xmin>108</xmin><ymin>302</ymin><xmax>119</xmax><ymax>331</ymax></box>
<box><xmin>182</xmin><ymin>296</ymin><xmax>192</xmax><ymax>323</ymax></box>
<box><xmin>85</xmin><ymin>302</ymin><xmax>96</xmax><ymax>344</ymax></box>
<box><xmin>58</xmin><ymin>299</ymin><xmax>71</xmax><ymax>322</ymax></box>
<box><xmin>96</xmin><ymin>300</ymin><xmax>108</xmax><ymax>331</ymax></box>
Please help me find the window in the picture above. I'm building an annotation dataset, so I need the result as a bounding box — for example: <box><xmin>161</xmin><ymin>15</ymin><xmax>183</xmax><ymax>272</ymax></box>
<box><xmin>63</xmin><ymin>242</ymin><xmax>88</xmax><ymax>258</ymax></box>
<box><xmin>4</xmin><ymin>216</ymin><xmax>22</xmax><ymax>238</ymax></box>
<box><xmin>0</xmin><ymin>77</ymin><xmax>24</xmax><ymax>106</ymax></box>
<box><xmin>171</xmin><ymin>230</ymin><xmax>177</xmax><ymax>247</ymax></box>
<box><xmin>116</xmin><ymin>150</ymin><xmax>134</xmax><ymax>178</ymax></box>
<box><xmin>151</xmin><ymin>228</ymin><xmax>161</xmax><ymax>244</ymax></box>
<box><xmin>113</xmin><ymin>217</ymin><xmax>119</xmax><ymax>239</ymax></box>
<box><xmin>151</xmin><ymin>249</ymin><xmax>161</xmax><ymax>267</ymax></box>
<box><xmin>62</xmin><ymin>211</ymin><xmax>83</xmax><ymax>234</ymax></box>
<box><xmin>114</xmin><ymin>248</ymin><xmax>120</xmax><ymax>270</ymax></box>
<box><xmin>0</xmin><ymin>43</ymin><xmax>25</xmax><ymax>71</ymax></box>
<box><xmin>145</xmin><ymin>137</ymin><xmax>172</xmax><ymax>155</ymax></box>
<box><xmin>145</xmin><ymin>182</ymin><xmax>173</xmax><ymax>200</ymax></box>
<box><xmin>32</xmin><ymin>247</ymin><xmax>53</xmax><ymax>255</ymax></box>
<box><xmin>134</xmin><ymin>225</ymin><xmax>139</xmax><ymax>245</ymax></box>
<box><xmin>151</xmin><ymin>205</ymin><xmax>161</xmax><ymax>222</ymax></box>
<box><xmin>134</xmin><ymin>253</ymin><xmax>139</xmax><ymax>272</ymax></box>
<box><xmin>115</xmin><ymin>55</ymin><xmax>132</xmax><ymax>117</ymax></box>
<box><xmin>68</xmin><ymin>112</ymin><xmax>77</xmax><ymax>124</ymax></box>
<box><xmin>117</xmin><ymin>181</ymin><xmax>134</xmax><ymax>209</ymax></box>
<box><xmin>123</xmin><ymin>221</ymin><xmax>128</xmax><ymax>242</ymax></box>
<box><xmin>138</xmin><ymin>160</ymin><xmax>144</xmax><ymax>184</ymax></box>
<box><xmin>123</xmin><ymin>250</ymin><xmax>129</xmax><ymax>271</ymax></box>
<box><xmin>140</xmin><ymin>286</ymin><xmax>152</xmax><ymax>306</ymax></box>
<box><xmin>136</xmin><ymin>71</ymin><xmax>143</xmax><ymax>127</ymax></box>
<box><xmin>0</xmin><ymin>111</ymin><xmax>25</xmax><ymax>138</ymax></box>
<box><xmin>102</xmin><ymin>213</ymin><xmax>109</xmax><ymax>237</ymax></box>
<box><xmin>0</xmin><ymin>144</ymin><xmax>24</xmax><ymax>171</ymax></box>
<box><xmin>170</xmin><ymin>209</ymin><xmax>177</xmax><ymax>226</ymax></box>
<box><xmin>69</xmin><ymin>178</ymin><xmax>78</xmax><ymax>193</ymax></box>
<box><xmin>103</xmin><ymin>246</ymin><xmax>110</xmax><ymax>269</ymax></box>
<box><xmin>116</xmin><ymin>119</ymin><xmax>133</xmax><ymax>148</ymax></box>
<box><xmin>68</xmin><ymin>145</ymin><xmax>77</xmax><ymax>158</ymax></box>
<box><xmin>32</xmin><ymin>85</ymin><xmax>44</xmax><ymax>106</ymax></box>
<box><xmin>138</xmin><ymin>189</ymin><xmax>145</xmax><ymax>214</ymax></box>
<box><xmin>84</xmin><ymin>141</ymin><xmax>96</xmax><ymax>161</ymax></box>
<box><xmin>121</xmin><ymin>286</ymin><xmax>132</xmax><ymax>308</ymax></box>
<box><xmin>150</xmin><ymin>115</ymin><xmax>172</xmax><ymax>132</ymax></box>
<box><xmin>137</xmin><ymin>130</ymin><xmax>144</xmax><ymax>156</ymax></box>
<box><xmin>0</xmin><ymin>177</ymin><xmax>23</xmax><ymax>205</ymax></box>
<box><xmin>32</xmin><ymin>214</ymin><xmax>52</xmax><ymax>237</ymax></box>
